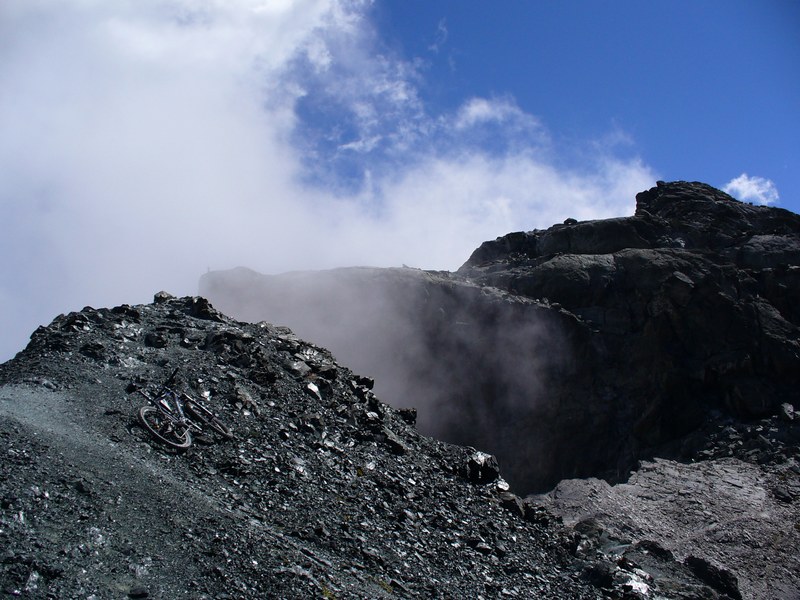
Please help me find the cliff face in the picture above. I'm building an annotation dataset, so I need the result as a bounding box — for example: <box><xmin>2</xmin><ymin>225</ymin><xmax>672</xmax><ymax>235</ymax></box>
<box><xmin>200</xmin><ymin>266</ymin><xmax>585</xmax><ymax>493</ymax></box>
<box><xmin>459</xmin><ymin>180</ymin><xmax>800</xmax><ymax>466</ymax></box>
<box><xmin>201</xmin><ymin>181</ymin><xmax>800</xmax><ymax>495</ymax></box>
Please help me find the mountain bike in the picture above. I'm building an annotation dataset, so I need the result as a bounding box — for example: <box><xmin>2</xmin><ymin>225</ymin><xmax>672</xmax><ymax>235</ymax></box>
<box><xmin>135</xmin><ymin>368</ymin><xmax>233</xmax><ymax>450</ymax></box>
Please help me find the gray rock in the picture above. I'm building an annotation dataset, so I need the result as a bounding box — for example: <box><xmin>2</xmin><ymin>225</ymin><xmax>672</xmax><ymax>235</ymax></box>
<box><xmin>684</xmin><ymin>556</ymin><xmax>742</xmax><ymax>600</ymax></box>
<box><xmin>467</xmin><ymin>451</ymin><xmax>500</xmax><ymax>484</ymax></box>
<box><xmin>128</xmin><ymin>586</ymin><xmax>149</xmax><ymax>599</ymax></box>
<box><xmin>0</xmin><ymin>294</ymin><xmax>608</xmax><ymax>599</ymax></box>
<box><xmin>779</xmin><ymin>402</ymin><xmax>795</xmax><ymax>421</ymax></box>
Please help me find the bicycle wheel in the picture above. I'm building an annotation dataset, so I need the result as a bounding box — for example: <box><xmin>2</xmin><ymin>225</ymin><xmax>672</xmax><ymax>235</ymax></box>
<box><xmin>185</xmin><ymin>401</ymin><xmax>234</xmax><ymax>439</ymax></box>
<box><xmin>138</xmin><ymin>406</ymin><xmax>192</xmax><ymax>450</ymax></box>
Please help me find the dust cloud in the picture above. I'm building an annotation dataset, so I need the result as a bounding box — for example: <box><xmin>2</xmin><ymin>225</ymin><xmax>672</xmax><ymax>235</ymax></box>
<box><xmin>201</xmin><ymin>266</ymin><xmax>573</xmax><ymax>492</ymax></box>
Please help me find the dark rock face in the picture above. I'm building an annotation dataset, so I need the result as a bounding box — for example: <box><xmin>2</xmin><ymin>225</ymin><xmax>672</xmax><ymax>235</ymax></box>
<box><xmin>460</xmin><ymin>181</ymin><xmax>800</xmax><ymax>462</ymax></box>
<box><xmin>201</xmin><ymin>181</ymin><xmax>800</xmax><ymax>496</ymax></box>
<box><xmin>200</xmin><ymin>267</ymin><xmax>587</xmax><ymax>494</ymax></box>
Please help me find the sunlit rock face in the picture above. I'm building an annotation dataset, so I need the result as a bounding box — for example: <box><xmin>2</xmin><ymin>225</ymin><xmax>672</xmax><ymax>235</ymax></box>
<box><xmin>201</xmin><ymin>181</ymin><xmax>800</xmax><ymax>494</ymax></box>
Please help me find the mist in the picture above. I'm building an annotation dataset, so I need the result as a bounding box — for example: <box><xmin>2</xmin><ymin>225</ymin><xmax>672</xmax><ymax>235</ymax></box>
<box><xmin>0</xmin><ymin>1</ymin><xmax>655</xmax><ymax>361</ymax></box>
<box><xmin>200</xmin><ymin>266</ymin><xmax>582</xmax><ymax>492</ymax></box>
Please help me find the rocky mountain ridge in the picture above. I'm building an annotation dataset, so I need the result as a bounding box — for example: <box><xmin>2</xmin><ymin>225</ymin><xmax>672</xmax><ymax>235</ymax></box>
<box><xmin>0</xmin><ymin>294</ymin><xmax>594</xmax><ymax>598</ymax></box>
<box><xmin>201</xmin><ymin>181</ymin><xmax>800</xmax><ymax>495</ymax></box>
<box><xmin>0</xmin><ymin>292</ymin><xmax>752</xmax><ymax>599</ymax></box>
<box><xmin>1</xmin><ymin>181</ymin><xmax>798</xmax><ymax>598</ymax></box>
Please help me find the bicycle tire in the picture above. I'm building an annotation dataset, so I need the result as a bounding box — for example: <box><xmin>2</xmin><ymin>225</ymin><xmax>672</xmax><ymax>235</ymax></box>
<box><xmin>138</xmin><ymin>406</ymin><xmax>192</xmax><ymax>450</ymax></box>
<box><xmin>185</xmin><ymin>401</ymin><xmax>234</xmax><ymax>439</ymax></box>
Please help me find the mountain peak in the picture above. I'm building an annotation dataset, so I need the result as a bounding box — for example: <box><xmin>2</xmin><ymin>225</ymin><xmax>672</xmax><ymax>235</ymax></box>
<box><xmin>460</xmin><ymin>181</ymin><xmax>800</xmax><ymax>271</ymax></box>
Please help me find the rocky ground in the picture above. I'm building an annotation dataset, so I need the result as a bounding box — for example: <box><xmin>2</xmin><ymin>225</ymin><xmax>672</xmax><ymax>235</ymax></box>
<box><xmin>0</xmin><ymin>295</ymin><xmax>611</xmax><ymax>599</ymax></box>
<box><xmin>1</xmin><ymin>293</ymin><xmax>762</xmax><ymax>599</ymax></box>
<box><xmin>2</xmin><ymin>181</ymin><xmax>799</xmax><ymax>599</ymax></box>
<box><xmin>533</xmin><ymin>415</ymin><xmax>800</xmax><ymax>600</ymax></box>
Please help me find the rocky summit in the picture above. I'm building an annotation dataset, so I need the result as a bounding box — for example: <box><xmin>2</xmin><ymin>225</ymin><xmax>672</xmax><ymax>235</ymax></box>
<box><xmin>1</xmin><ymin>181</ymin><xmax>799</xmax><ymax>599</ymax></box>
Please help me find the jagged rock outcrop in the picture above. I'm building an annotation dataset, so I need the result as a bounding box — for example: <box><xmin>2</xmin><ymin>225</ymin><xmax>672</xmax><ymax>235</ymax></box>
<box><xmin>201</xmin><ymin>181</ymin><xmax>800</xmax><ymax>496</ymax></box>
<box><xmin>530</xmin><ymin>409</ymin><xmax>800</xmax><ymax>600</ymax></box>
<box><xmin>461</xmin><ymin>180</ymin><xmax>800</xmax><ymax>422</ymax></box>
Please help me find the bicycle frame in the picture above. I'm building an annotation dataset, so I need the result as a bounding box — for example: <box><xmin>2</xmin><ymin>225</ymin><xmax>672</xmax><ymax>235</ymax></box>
<box><xmin>134</xmin><ymin>368</ymin><xmax>233</xmax><ymax>449</ymax></box>
<box><xmin>143</xmin><ymin>386</ymin><xmax>201</xmax><ymax>433</ymax></box>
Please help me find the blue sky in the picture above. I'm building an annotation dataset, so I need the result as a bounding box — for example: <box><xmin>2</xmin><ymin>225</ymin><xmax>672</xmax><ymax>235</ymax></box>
<box><xmin>337</xmin><ymin>1</ymin><xmax>798</xmax><ymax>206</ymax></box>
<box><xmin>0</xmin><ymin>0</ymin><xmax>797</xmax><ymax>359</ymax></box>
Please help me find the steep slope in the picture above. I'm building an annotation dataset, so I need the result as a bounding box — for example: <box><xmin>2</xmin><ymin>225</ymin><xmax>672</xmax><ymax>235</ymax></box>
<box><xmin>200</xmin><ymin>181</ymin><xmax>800</xmax><ymax>496</ymax></box>
<box><xmin>1</xmin><ymin>294</ymin><xmax>612</xmax><ymax>599</ymax></box>
<box><xmin>1</xmin><ymin>294</ymin><xmax>762</xmax><ymax>599</ymax></box>
<box><xmin>199</xmin><ymin>267</ymin><xmax>587</xmax><ymax>493</ymax></box>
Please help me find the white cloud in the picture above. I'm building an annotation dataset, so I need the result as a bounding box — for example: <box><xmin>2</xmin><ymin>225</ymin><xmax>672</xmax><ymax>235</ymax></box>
<box><xmin>331</xmin><ymin>152</ymin><xmax>653</xmax><ymax>270</ymax></box>
<box><xmin>0</xmin><ymin>0</ymin><xmax>656</xmax><ymax>360</ymax></box>
<box><xmin>722</xmin><ymin>173</ymin><xmax>780</xmax><ymax>206</ymax></box>
<box><xmin>453</xmin><ymin>97</ymin><xmax>540</xmax><ymax>132</ymax></box>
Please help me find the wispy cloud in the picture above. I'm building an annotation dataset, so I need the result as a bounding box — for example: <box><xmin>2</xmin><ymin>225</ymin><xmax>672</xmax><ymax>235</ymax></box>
<box><xmin>452</xmin><ymin>97</ymin><xmax>541</xmax><ymax>132</ymax></box>
<box><xmin>428</xmin><ymin>18</ymin><xmax>448</xmax><ymax>53</ymax></box>
<box><xmin>722</xmin><ymin>173</ymin><xmax>780</xmax><ymax>206</ymax></box>
<box><xmin>0</xmin><ymin>0</ymin><xmax>655</xmax><ymax>360</ymax></box>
